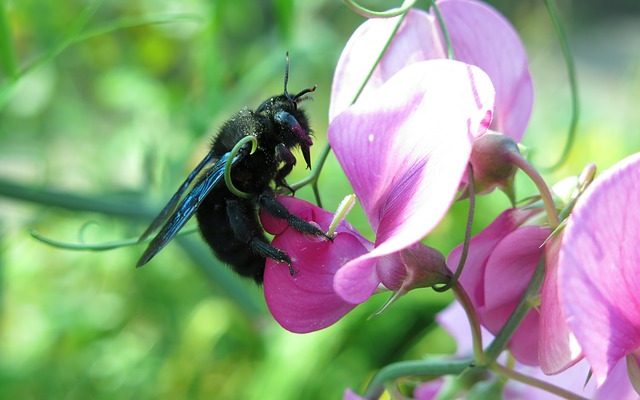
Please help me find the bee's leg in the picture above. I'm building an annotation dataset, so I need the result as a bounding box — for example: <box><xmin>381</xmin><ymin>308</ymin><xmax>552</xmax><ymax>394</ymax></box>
<box><xmin>274</xmin><ymin>143</ymin><xmax>296</xmax><ymax>194</ymax></box>
<box><xmin>259</xmin><ymin>191</ymin><xmax>333</xmax><ymax>241</ymax></box>
<box><xmin>226</xmin><ymin>198</ymin><xmax>295</xmax><ymax>275</ymax></box>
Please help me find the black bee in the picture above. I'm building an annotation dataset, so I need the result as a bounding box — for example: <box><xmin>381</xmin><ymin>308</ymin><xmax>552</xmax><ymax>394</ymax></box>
<box><xmin>136</xmin><ymin>54</ymin><xmax>328</xmax><ymax>283</ymax></box>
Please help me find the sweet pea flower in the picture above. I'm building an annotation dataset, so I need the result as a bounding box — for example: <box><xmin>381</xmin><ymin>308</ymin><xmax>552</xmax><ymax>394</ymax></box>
<box><xmin>557</xmin><ymin>153</ymin><xmax>640</xmax><ymax>391</ymax></box>
<box><xmin>329</xmin><ymin>59</ymin><xmax>494</xmax><ymax>304</ymax></box>
<box><xmin>447</xmin><ymin>204</ymin><xmax>582</xmax><ymax>372</ymax></box>
<box><xmin>448</xmin><ymin>208</ymin><xmax>551</xmax><ymax>365</ymax></box>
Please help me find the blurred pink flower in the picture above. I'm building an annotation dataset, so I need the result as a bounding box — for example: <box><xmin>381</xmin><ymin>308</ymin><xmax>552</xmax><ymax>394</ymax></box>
<box><xmin>557</xmin><ymin>153</ymin><xmax>640</xmax><ymax>391</ymax></box>
<box><xmin>416</xmin><ymin>302</ymin><xmax>638</xmax><ymax>400</ymax></box>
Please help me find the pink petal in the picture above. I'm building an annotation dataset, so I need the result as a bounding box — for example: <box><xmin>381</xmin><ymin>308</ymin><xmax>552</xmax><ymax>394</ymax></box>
<box><xmin>330</xmin><ymin>10</ymin><xmax>444</xmax><ymax>121</ymax></box>
<box><xmin>414</xmin><ymin>380</ymin><xmax>444</xmax><ymax>399</ymax></box>
<box><xmin>482</xmin><ymin>303</ymin><xmax>540</xmax><ymax>366</ymax></box>
<box><xmin>331</xmin><ymin>3</ymin><xmax>532</xmax><ymax>140</ymax></box>
<box><xmin>539</xmin><ymin>233</ymin><xmax>583</xmax><ymax>374</ymax></box>
<box><xmin>448</xmin><ymin>208</ymin><xmax>540</xmax><ymax>308</ymax></box>
<box><xmin>437</xmin><ymin>303</ymin><xmax>637</xmax><ymax>398</ymax></box>
<box><xmin>594</xmin><ymin>358</ymin><xmax>639</xmax><ymax>399</ymax></box>
<box><xmin>330</xmin><ymin>60</ymin><xmax>494</xmax><ymax>303</ymax></box>
<box><xmin>483</xmin><ymin>226</ymin><xmax>548</xmax><ymax>310</ymax></box>
<box><xmin>333</xmin><ymin>255</ymin><xmax>380</xmax><ymax>304</ymax></box>
<box><xmin>437</xmin><ymin>300</ymin><xmax>491</xmax><ymax>356</ymax></box>
<box><xmin>262</xmin><ymin>198</ymin><xmax>371</xmax><ymax>333</ymax></box>
<box><xmin>559</xmin><ymin>153</ymin><xmax>640</xmax><ymax>384</ymax></box>
<box><xmin>343</xmin><ymin>389</ymin><xmax>366</xmax><ymax>400</ymax></box>
<box><xmin>480</xmin><ymin>226</ymin><xmax>548</xmax><ymax>365</ymax></box>
<box><xmin>438</xmin><ymin>0</ymin><xmax>533</xmax><ymax>141</ymax></box>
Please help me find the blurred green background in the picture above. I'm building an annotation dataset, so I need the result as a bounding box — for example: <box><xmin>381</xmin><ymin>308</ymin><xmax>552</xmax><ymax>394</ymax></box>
<box><xmin>0</xmin><ymin>0</ymin><xmax>638</xmax><ymax>399</ymax></box>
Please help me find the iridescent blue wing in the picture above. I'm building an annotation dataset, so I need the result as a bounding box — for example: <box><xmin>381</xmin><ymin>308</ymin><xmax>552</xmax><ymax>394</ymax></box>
<box><xmin>136</xmin><ymin>152</ymin><xmax>235</xmax><ymax>267</ymax></box>
<box><xmin>138</xmin><ymin>152</ymin><xmax>216</xmax><ymax>242</ymax></box>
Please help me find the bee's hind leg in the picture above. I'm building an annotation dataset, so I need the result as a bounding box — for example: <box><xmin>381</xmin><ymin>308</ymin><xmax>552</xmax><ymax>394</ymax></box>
<box><xmin>226</xmin><ymin>197</ymin><xmax>295</xmax><ymax>276</ymax></box>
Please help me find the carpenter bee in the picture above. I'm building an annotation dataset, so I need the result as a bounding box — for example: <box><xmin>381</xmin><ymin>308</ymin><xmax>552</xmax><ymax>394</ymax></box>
<box><xmin>136</xmin><ymin>54</ymin><xmax>328</xmax><ymax>283</ymax></box>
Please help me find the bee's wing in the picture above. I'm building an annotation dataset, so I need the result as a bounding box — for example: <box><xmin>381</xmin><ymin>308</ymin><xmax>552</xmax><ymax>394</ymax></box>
<box><xmin>138</xmin><ymin>152</ymin><xmax>216</xmax><ymax>242</ymax></box>
<box><xmin>136</xmin><ymin>151</ymin><xmax>237</xmax><ymax>267</ymax></box>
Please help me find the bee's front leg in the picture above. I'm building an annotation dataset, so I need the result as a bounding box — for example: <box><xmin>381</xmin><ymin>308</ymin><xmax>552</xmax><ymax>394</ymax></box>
<box><xmin>274</xmin><ymin>143</ymin><xmax>296</xmax><ymax>194</ymax></box>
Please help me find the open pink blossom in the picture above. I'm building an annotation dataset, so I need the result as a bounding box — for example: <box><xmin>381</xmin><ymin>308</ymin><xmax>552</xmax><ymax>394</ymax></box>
<box><xmin>446</xmin><ymin>205</ymin><xmax>587</xmax><ymax>373</ymax></box>
<box><xmin>329</xmin><ymin>59</ymin><xmax>494</xmax><ymax>304</ymax></box>
<box><xmin>557</xmin><ymin>153</ymin><xmax>640</xmax><ymax>388</ymax></box>
<box><xmin>330</xmin><ymin>0</ymin><xmax>533</xmax><ymax>142</ymax></box>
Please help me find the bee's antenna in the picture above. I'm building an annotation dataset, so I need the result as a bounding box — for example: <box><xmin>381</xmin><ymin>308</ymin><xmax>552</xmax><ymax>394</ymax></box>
<box><xmin>284</xmin><ymin>51</ymin><xmax>290</xmax><ymax>97</ymax></box>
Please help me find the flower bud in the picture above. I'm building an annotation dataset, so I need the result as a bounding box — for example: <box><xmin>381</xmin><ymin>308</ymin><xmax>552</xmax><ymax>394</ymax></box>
<box><xmin>469</xmin><ymin>132</ymin><xmax>519</xmax><ymax>196</ymax></box>
<box><xmin>377</xmin><ymin>243</ymin><xmax>450</xmax><ymax>294</ymax></box>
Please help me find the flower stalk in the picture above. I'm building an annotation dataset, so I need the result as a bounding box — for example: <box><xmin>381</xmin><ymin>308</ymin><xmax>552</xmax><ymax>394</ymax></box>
<box><xmin>453</xmin><ymin>283</ymin><xmax>485</xmax><ymax>365</ymax></box>
<box><xmin>508</xmin><ymin>152</ymin><xmax>560</xmax><ymax>228</ymax></box>
<box><xmin>541</xmin><ymin>0</ymin><xmax>579</xmax><ymax>171</ymax></box>
<box><xmin>491</xmin><ymin>363</ymin><xmax>588</xmax><ymax>400</ymax></box>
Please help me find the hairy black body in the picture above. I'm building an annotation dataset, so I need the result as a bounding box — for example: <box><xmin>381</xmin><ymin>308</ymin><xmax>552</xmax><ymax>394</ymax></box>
<box><xmin>137</xmin><ymin>56</ymin><xmax>326</xmax><ymax>283</ymax></box>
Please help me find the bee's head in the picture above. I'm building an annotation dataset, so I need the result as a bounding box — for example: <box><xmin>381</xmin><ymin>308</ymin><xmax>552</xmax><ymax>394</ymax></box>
<box><xmin>256</xmin><ymin>53</ymin><xmax>316</xmax><ymax>169</ymax></box>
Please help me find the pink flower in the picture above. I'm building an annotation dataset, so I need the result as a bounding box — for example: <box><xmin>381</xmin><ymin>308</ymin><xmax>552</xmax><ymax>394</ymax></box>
<box><xmin>329</xmin><ymin>59</ymin><xmax>493</xmax><ymax>304</ymax></box>
<box><xmin>448</xmin><ymin>208</ymin><xmax>550</xmax><ymax>365</ymax></box>
<box><xmin>557</xmin><ymin>153</ymin><xmax>640</xmax><ymax>390</ymax></box>
<box><xmin>261</xmin><ymin>196</ymin><xmax>449</xmax><ymax>333</ymax></box>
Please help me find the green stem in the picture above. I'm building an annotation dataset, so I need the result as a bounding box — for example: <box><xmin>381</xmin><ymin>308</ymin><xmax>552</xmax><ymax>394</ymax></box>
<box><xmin>30</xmin><ymin>227</ymin><xmax>198</xmax><ymax>251</ymax></box>
<box><xmin>363</xmin><ymin>358</ymin><xmax>471</xmax><ymax>399</ymax></box>
<box><xmin>342</xmin><ymin>0</ymin><xmax>416</xmax><ymax>18</ymax></box>
<box><xmin>430</xmin><ymin>0</ymin><xmax>455</xmax><ymax>60</ymax></box>
<box><xmin>541</xmin><ymin>0</ymin><xmax>579</xmax><ymax>171</ymax></box>
<box><xmin>224</xmin><ymin>136</ymin><xmax>257</xmax><ymax>199</ymax></box>
<box><xmin>484</xmin><ymin>258</ymin><xmax>545</xmax><ymax>363</ymax></box>
<box><xmin>23</xmin><ymin>0</ymin><xmax>103</xmax><ymax>75</ymax></box>
<box><xmin>0</xmin><ymin>177</ymin><xmax>265</xmax><ymax>318</ymax></box>
<box><xmin>453</xmin><ymin>283</ymin><xmax>485</xmax><ymax>365</ymax></box>
<box><xmin>492</xmin><ymin>363</ymin><xmax>587</xmax><ymax>400</ymax></box>
<box><xmin>22</xmin><ymin>11</ymin><xmax>199</xmax><ymax>77</ymax></box>
<box><xmin>0</xmin><ymin>0</ymin><xmax>18</xmax><ymax>80</ymax></box>
<box><xmin>434</xmin><ymin>165</ymin><xmax>475</xmax><ymax>292</ymax></box>
<box><xmin>0</xmin><ymin>176</ymin><xmax>151</xmax><ymax>219</ymax></box>
<box><xmin>509</xmin><ymin>152</ymin><xmax>560</xmax><ymax>228</ymax></box>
